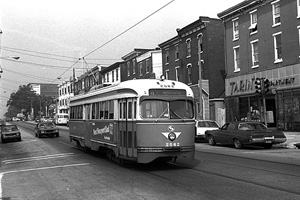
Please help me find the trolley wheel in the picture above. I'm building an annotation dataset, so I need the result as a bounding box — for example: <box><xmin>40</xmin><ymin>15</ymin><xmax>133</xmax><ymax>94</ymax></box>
<box><xmin>263</xmin><ymin>143</ymin><xmax>273</xmax><ymax>149</ymax></box>
<box><xmin>106</xmin><ymin>149</ymin><xmax>114</xmax><ymax>161</ymax></box>
<box><xmin>76</xmin><ymin>141</ymin><xmax>83</xmax><ymax>150</ymax></box>
<box><xmin>233</xmin><ymin>138</ymin><xmax>243</xmax><ymax>149</ymax></box>
<box><xmin>1</xmin><ymin>136</ymin><xmax>5</xmax><ymax>143</ymax></box>
<box><xmin>208</xmin><ymin>135</ymin><xmax>216</xmax><ymax>146</ymax></box>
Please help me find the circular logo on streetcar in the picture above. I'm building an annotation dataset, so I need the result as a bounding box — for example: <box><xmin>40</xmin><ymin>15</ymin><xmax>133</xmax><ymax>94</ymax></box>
<box><xmin>168</xmin><ymin>132</ymin><xmax>176</xmax><ymax>141</ymax></box>
<box><xmin>161</xmin><ymin>125</ymin><xmax>181</xmax><ymax>142</ymax></box>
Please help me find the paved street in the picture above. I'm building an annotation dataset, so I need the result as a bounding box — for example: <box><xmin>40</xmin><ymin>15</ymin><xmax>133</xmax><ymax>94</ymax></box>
<box><xmin>1</xmin><ymin>122</ymin><xmax>300</xmax><ymax>200</ymax></box>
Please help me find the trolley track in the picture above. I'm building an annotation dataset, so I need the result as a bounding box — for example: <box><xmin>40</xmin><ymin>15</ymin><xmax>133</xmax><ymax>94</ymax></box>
<box><xmin>128</xmin><ymin>151</ymin><xmax>300</xmax><ymax>199</ymax></box>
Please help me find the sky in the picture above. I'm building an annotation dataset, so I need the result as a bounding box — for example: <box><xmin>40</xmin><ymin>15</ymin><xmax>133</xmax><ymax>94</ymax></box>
<box><xmin>0</xmin><ymin>0</ymin><xmax>242</xmax><ymax>117</ymax></box>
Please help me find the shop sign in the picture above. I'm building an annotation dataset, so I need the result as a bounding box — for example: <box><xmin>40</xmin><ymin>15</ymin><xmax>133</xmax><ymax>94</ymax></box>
<box><xmin>229</xmin><ymin>76</ymin><xmax>296</xmax><ymax>95</ymax></box>
<box><xmin>229</xmin><ymin>77</ymin><xmax>256</xmax><ymax>95</ymax></box>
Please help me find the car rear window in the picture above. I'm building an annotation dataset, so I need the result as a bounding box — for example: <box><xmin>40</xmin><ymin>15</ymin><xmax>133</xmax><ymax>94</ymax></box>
<box><xmin>198</xmin><ymin>121</ymin><xmax>219</xmax><ymax>128</ymax></box>
<box><xmin>2</xmin><ymin>125</ymin><xmax>18</xmax><ymax>132</ymax></box>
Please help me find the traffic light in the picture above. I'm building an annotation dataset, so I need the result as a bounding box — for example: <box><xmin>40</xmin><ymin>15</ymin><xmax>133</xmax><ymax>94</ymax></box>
<box><xmin>264</xmin><ymin>79</ymin><xmax>270</xmax><ymax>94</ymax></box>
<box><xmin>255</xmin><ymin>78</ymin><xmax>262</xmax><ymax>94</ymax></box>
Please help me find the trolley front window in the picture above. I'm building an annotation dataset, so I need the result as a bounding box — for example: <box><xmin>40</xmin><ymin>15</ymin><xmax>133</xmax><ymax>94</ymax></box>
<box><xmin>140</xmin><ymin>99</ymin><xmax>194</xmax><ymax>119</ymax></box>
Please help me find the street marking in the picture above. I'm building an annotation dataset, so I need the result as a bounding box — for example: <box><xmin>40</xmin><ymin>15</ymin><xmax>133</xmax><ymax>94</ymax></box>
<box><xmin>0</xmin><ymin>163</ymin><xmax>89</xmax><ymax>198</ymax></box>
<box><xmin>59</xmin><ymin>141</ymin><xmax>75</xmax><ymax>147</ymax></box>
<box><xmin>2</xmin><ymin>163</ymin><xmax>90</xmax><ymax>174</ymax></box>
<box><xmin>0</xmin><ymin>173</ymin><xmax>2</xmax><ymax>198</ymax></box>
<box><xmin>2</xmin><ymin>153</ymin><xmax>75</xmax><ymax>164</ymax></box>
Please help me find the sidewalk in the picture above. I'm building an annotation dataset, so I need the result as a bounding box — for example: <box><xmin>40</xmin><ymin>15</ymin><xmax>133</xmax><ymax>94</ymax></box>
<box><xmin>279</xmin><ymin>132</ymin><xmax>300</xmax><ymax>149</ymax></box>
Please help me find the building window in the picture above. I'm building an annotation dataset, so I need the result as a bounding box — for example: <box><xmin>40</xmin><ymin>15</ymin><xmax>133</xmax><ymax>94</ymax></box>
<box><xmin>146</xmin><ymin>59</ymin><xmax>150</xmax><ymax>73</ymax></box>
<box><xmin>251</xmin><ymin>40</ymin><xmax>259</xmax><ymax>68</ymax></box>
<box><xmin>116</xmin><ymin>69</ymin><xmax>119</xmax><ymax>81</ymax></box>
<box><xmin>186</xmin><ymin>38</ymin><xmax>191</xmax><ymax>57</ymax></box>
<box><xmin>298</xmin><ymin>26</ymin><xmax>300</xmax><ymax>51</ymax></box>
<box><xmin>233</xmin><ymin>46</ymin><xmax>240</xmax><ymax>72</ymax></box>
<box><xmin>139</xmin><ymin>63</ymin><xmax>142</xmax><ymax>76</ymax></box>
<box><xmin>249</xmin><ymin>10</ymin><xmax>257</xmax><ymax>34</ymax></box>
<box><xmin>132</xmin><ymin>59</ymin><xmax>136</xmax><ymax>74</ymax></box>
<box><xmin>175</xmin><ymin>45</ymin><xmax>179</xmax><ymax>60</ymax></box>
<box><xmin>197</xmin><ymin>33</ymin><xmax>203</xmax><ymax>52</ymax></box>
<box><xmin>187</xmin><ymin>64</ymin><xmax>192</xmax><ymax>84</ymax></box>
<box><xmin>165</xmin><ymin>70</ymin><xmax>169</xmax><ymax>80</ymax></box>
<box><xmin>112</xmin><ymin>70</ymin><xmax>115</xmax><ymax>82</ymax></box>
<box><xmin>165</xmin><ymin>49</ymin><xmax>169</xmax><ymax>64</ymax></box>
<box><xmin>127</xmin><ymin>61</ymin><xmax>130</xmax><ymax>76</ymax></box>
<box><xmin>232</xmin><ymin>18</ymin><xmax>239</xmax><ymax>40</ymax></box>
<box><xmin>175</xmin><ymin>66</ymin><xmax>180</xmax><ymax>81</ymax></box>
<box><xmin>272</xmin><ymin>0</ymin><xmax>280</xmax><ymax>26</ymax></box>
<box><xmin>107</xmin><ymin>73</ymin><xmax>109</xmax><ymax>83</ymax></box>
<box><xmin>273</xmin><ymin>32</ymin><xmax>282</xmax><ymax>62</ymax></box>
<box><xmin>298</xmin><ymin>0</ymin><xmax>300</xmax><ymax>18</ymax></box>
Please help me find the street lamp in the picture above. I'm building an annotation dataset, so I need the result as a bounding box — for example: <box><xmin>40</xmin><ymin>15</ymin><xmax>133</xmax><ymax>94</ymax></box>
<box><xmin>0</xmin><ymin>56</ymin><xmax>20</xmax><ymax>77</ymax></box>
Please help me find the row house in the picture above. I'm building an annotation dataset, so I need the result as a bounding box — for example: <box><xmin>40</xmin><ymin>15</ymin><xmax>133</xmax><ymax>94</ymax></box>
<box><xmin>57</xmin><ymin>80</ymin><xmax>73</xmax><ymax>114</ymax></box>
<box><xmin>101</xmin><ymin>62</ymin><xmax>124</xmax><ymax>85</ymax></box>
<box><xmin>99</xmin><ymin>48</ymin><xmax>162</xmax><ymax>85</ymax></box>
<box><xmin>159</xmin><ymin>16</ymin><xmax>226</xmax><ymax>125</ymax></box>
<box><xmin>73</xmin><ymin>65</ymin><xmax>106</xmax><ymax>95</ymax></box>
<box><xmin>121</xmin><ymin>48</ymin><xmax>160</xmax><ymax>80</ymax></box>
<box><xmin>218</xmin><ymin>0</ymin><xmax>300</xmax><ymax>131</ymax></box>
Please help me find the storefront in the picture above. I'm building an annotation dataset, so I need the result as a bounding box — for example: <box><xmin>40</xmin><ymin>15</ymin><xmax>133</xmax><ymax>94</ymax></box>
<box><xmin>225</xmin><ymin>65</ymin><xmax>300</xmax><ymax>131</ymax></box>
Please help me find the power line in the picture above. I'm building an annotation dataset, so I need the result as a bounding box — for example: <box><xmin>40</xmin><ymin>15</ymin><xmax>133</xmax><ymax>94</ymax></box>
<box><xmin>0</xmin><ymin>57</ymin><xmax>104</xmax><ymax>70</ymax></box>
<box><xmin>3</xmin><ymin>68</ymin><xmax>55</xmax><ymax>82</ymax></box>
<box><xmin>58</xmin><ymin>0</ymin><xmax>174</xmax><ymax>80</ymax></box>
<box><xmin>82</xmin><ymin>0</ymin><xmax>175</xmax><ymax>58</ymax></box>
<box><xmin>53</xmin><ymin>59</ymin><xmax>81</xmax><ymax>83</ymax></box>
<box><xmin>1</xmin><ymin>46</ymin><xmax>122</xmax><ymax>63</ymax></box>
<box><xmin>0</xmin><ymin>46</ymin><xmax>77</xmax><ymax>59</ymax></box>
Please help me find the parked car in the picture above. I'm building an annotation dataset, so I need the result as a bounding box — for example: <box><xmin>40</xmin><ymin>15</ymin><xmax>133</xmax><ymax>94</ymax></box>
<box><xmin>205</xmin><ymin>121</ymin><xmax>287</xmax><ymax>149</ymax></box>
<box><xmin>195</xmin><ymin>120</ymin><xmax>219</xmax><ymax>141</ymax></box>
<box><xmin>35</xmin><ymin>118</ymin><xmax>41</xmax><ymax>123</ymax></box>
<box><xmin>0</xmin><ymin>124</ymin><xmax>22</xmax><ymax>143</ymax></box>
<box><xmin>34</xmin><ymin>122</ymin><xmax>59</xmax><ymax>138</ymax></box>
<box><xmin>12</xmin><ymin>117</ymin><xmax>20</xmax><ymax>121</ymax></box>
<box><xmin>0</xmin><ymin>119</ymin><xmax>6</xmax><ymax>126</ymax></box>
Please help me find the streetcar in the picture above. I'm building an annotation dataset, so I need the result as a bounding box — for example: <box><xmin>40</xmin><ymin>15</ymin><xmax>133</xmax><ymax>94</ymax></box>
<box><xmin>69</xmin><ymin>78</ymin><xmax>195</xmax><ymax>164</ymax></box>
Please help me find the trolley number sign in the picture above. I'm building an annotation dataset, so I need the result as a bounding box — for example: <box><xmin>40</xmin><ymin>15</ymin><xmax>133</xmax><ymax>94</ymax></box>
<box><xmin>149</xmin><ymin>89</ymin><xmax>186</xmax><ymax>96</ymax></box>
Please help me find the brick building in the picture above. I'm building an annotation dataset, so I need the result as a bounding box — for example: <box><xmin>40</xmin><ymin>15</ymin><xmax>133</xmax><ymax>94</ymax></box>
<box><xmin>218</xmin><ymin>0</ymin><xmax>300</xmax><ymax>131</ymax></box>
<box><xmin>159</xmin><ymin>16</ymin><xmax>226</xmax><ymax>124</ymax></box>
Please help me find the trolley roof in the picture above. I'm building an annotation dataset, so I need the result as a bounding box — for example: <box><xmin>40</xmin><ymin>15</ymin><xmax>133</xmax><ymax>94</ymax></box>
<box><xmin>70</xmin><ymin>79</ymin><xmax>194</xmax><ymax>105</ymax></box>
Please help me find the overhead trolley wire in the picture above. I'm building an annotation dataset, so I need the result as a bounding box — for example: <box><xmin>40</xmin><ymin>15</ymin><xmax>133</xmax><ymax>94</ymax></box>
<box><xmin>82</xmin><ymin>0</ymin><xmax>175</xmax><ymax>58</ymax></box>
<box><xmin>55</xmin><ymin>0</ymin><xmax>174</xmax><ymax>83</ymax></box>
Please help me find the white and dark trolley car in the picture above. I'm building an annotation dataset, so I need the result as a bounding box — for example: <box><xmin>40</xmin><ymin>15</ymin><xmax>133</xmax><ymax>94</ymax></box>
<box><xmin>69</xmin><ymin>78</ymin><xmax>195</xmax><ymax>163</ymax></box>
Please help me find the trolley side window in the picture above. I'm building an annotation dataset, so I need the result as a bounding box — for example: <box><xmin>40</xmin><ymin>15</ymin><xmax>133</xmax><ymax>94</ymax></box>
<box><xmin>70</xmin><ymin>105</ymin><xmax>83</xmax><ymax>119</ymax></box>
<box><xmin>109</xmin><ymin>100</ymin><xmax>114</xmax><ymax>119</ymax></box>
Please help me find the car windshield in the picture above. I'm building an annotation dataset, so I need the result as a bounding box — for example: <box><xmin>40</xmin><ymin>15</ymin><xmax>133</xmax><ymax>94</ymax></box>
<box><xmin>198</xmin><ymin>121</ymin><xmax>219</xmax><ymax>128</ymax></box>
<box><xmin>140</xmin><ymin>99</ymin><xmax>194</xmax><ymax>119</ymax></box>
<box><xmin>238</xmin><ymin>123</ymin><xmax>267</xmax><ymax>130</ymax></box>
<box><xmin>2</xmin><ymin>125</ymin><xmax>18</xmax><ymax>132</ymax></box>
<box><xmin>40</xmin><ymin>122</ymin><xmax>55</xmax><ymax>127</ymax></box>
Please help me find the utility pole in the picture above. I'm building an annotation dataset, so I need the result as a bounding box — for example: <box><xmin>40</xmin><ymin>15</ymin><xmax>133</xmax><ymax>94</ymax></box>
<box><xmin>197</xmin><ymin>35</ymin><xmax>203</xmax><ymax>120</ymax></box>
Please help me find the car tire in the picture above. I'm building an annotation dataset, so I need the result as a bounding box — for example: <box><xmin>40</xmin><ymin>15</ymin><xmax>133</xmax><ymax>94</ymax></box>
<box><xmin>263</xmin><ymin>143</ymin><xmax>273</xmax><ymax>149</ymax></box>
<box><xmin>56</xmin><ymin>133</ymin><xmax>59</xmax><ymax>137</ymax></box>
<box><xmin>208</xmin><ymin>135</ymin><xmax>216</xmax><ymax>146</ymax></box>
<box><xmin>233</xmin><ymin>138</ymin><xmax>243</xmax><ymax>149</ymax></box>
<box><xmin>37</xmin><ymin>132</ymin><xmax>41</xmax><ymax>138</ymax></box>
<box><xmin>1</xmin><ymin>137</ymin><xmax>5</xmax><ymax>143</ymax></box>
